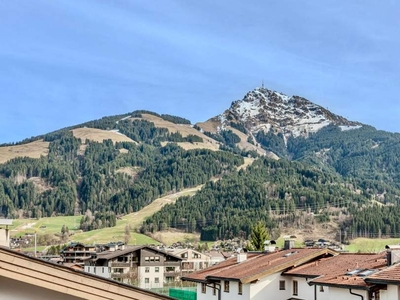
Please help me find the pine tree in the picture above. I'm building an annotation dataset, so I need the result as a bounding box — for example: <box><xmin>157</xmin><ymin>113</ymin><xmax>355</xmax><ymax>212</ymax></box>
<box><xmin>248</xmin><ymin>221</ymin><xmax>269</xmax><ymax>251</ymax></box>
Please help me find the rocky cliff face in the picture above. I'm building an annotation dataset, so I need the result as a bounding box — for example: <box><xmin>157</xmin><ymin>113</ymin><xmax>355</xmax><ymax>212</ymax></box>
<box><xmin>218</xmin><ymin>87</ymin><xmax>362</xmax><ymax>138</ymax></box>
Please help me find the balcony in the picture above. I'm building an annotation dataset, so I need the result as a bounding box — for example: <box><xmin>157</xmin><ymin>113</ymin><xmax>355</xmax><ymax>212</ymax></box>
<box><xmin>164</xmin><ymin>262</ymin><xmax>181</xmax><ymax>266</ymax></box>
<box><xmin>111</xmin><ymin>273</ymin><xmax>130</xmax><ymax>279</ymax></box>
<box><xmin>164</xmin><ymin>271</ymin><xmax>181</xmax><ymax>276</ymax></box>
<box><xmin>111</xmin><ymin>262</ymin><xmax>132</xmax><ymax>268</ymax></box>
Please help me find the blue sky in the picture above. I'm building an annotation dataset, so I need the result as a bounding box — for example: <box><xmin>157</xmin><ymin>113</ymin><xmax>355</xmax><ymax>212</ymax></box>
<box><xmin>1</xmin><ymin>1</ymin><xmax>400</xmax><ymax>143</ymax></box>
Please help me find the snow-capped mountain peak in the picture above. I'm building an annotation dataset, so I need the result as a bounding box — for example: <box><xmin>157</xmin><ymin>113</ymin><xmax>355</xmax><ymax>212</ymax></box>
<box><xmin>220</xmin><ymin>87</ymin><xmax>362</xmax><ymax>138</ymax></box>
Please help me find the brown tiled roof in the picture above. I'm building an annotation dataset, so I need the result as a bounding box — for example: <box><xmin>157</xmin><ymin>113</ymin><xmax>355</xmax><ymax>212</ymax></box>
<box><xmin>284</xmin><ymin>252</ymin><xmax>387</xmax><ymax>289</ymax></box>
<box><xmin>182</xmin><ymin>248</ymin><xmax>336</xmax><ymax>284</ymax></box>
<box><xmin>365</xmin><ymin>262</ymin><xmax>400</xmax><ymax>285</ymax></box>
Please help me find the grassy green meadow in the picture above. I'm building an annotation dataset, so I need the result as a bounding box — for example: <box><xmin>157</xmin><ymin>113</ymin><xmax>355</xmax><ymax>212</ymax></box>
<box><xmin>11</xmin><ymin>186</ymin><xmax>201</xmax><ymax>247</ymax></box>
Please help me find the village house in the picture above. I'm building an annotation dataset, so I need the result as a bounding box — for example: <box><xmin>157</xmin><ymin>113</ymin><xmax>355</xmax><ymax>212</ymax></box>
<box><xmin>0</xmin><ymin>246</ymin><xmax>175</xmax><ymax>300</ymax></box>
<box><xmin>84</xmin><ymin>245</ymin><xmax>182</xmax><ymax>289</ymax></box>
<box><xmin>182</xmin><ymin>247</ymin><xmax>337</xmax><ymax>300</ymax></box>
<box><xmin>207</xmin><ymin>249</ymin><xmax>233</xmax><ymax>265</ymax></box>
<box><xmin>168</xmin><ymin>248</ymin><xmax>212</xmax><ymax>275</ymax></box>
<box><xmin>364</xmin><ymin>246</ymin><xmax>400</xmax><ymax>300</ymax></box>
<box><xmin>60</xmin><ymin>241</ymin><xmax>96</xmax><ymax>265</ymax></box>
<box><xmin>283</xmin><ymin>252</ymin><xmax>387</xmax><ymax>300</ymax></box>
<box><xmin>182</xmin><ymin>242</ymin><xmax>400</xmax><ymax>300</ymax></box>
<box><xmin>365</xmin><ymin>262</ymin><xmax>400</xmax><ymax>300</ymax></box>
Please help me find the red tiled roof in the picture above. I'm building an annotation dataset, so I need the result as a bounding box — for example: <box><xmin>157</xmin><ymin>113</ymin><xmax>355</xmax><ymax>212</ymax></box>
<box><xmin>182</xmin><ymin>248</ymin><xmax>336</xmax><ymax>284</ymax></box>
<box><xmin>284</xmin><ymin>253</ymin><xmax>387</xmax><ymax>289</ymax></box>
<box><xmin>365</xmin><ymin>262</ymin><xmax>400</xmax><ymax>284</ymax></box>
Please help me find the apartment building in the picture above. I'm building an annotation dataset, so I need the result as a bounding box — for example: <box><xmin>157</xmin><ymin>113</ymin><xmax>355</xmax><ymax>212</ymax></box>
<box><xmin>84</xmin><ymin>245</ymin><xmax>182</xmax><ymax>289</ymax></box>
<box><xmin>60</xmin><ymin>242</ymin><xmax>96</xmax><ymax>265</ymax></box>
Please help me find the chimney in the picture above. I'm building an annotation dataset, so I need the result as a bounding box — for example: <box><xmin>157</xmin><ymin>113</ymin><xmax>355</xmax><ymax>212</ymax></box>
<box><xmin>284</xmin><ymin>240</ymin><xmax>295</xmax><ymax>250</ymax></box>
<box><xmin>237</xmin><ymin>253</ymin><xmax>247</xmax><ymax>263</ymax></box>
<box><xmin>264</xmin><ymin>240</ymin><xmax>277</xmax><ymax>252</ymax></box>
<box><xmin>385</xmin><ymin>245</ymin><xmax>400</xmax><ymax>266</ymax></box>
<box><xmin>387</xmin><ymin>251</ymin><xmax>392</xmax><ymax>266</ymax></box>
<box><xmin>283</xmin><ymin>235</ymin><xmax>297</xmax><ymax>250</ymax></box>
<box><xmin>0</xmin><ymin>219</ymin><xmax>13</xmax><ymax>248</ymax></box>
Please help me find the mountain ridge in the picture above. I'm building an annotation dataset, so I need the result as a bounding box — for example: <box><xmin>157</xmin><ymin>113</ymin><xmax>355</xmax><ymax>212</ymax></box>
<box><xmin>1</xmin><ymin>87</ymin><xmax>400</xmax><ymax>244</ymax></box>
<box><xmin>204</xmin><ymin>87</ymin><xmax>363</xmax><ymax>139</ymax></box>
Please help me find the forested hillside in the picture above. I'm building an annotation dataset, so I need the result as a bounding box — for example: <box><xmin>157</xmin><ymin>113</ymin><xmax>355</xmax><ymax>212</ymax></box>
<box><xmin>0</xmin><ymin>112</ymin><xmax>243</xmax><ymax>226</ymax></box>
<box><xmin>143</xmin><ymin>157</ymin><xmax>371</xmax><ymax>241</ymax></box>
<box><xmin>2</xmin><ymin>106</ymin><xmax>400</xmax><ymax>242</ymax></box>
<box><xmin>259</xmin><ymin>125</ymin><xmax>400</xmax><ymax>202</ymax></box>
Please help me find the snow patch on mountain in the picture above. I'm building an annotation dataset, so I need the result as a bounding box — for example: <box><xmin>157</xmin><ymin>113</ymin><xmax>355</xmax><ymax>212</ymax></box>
<box><xmin>339</xmin><ymin>125</ymin><xmax>362</xmax><ymax>131</ymax></box>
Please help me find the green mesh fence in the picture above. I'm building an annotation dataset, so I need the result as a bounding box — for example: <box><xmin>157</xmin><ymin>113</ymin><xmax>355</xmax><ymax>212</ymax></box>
<box><xmin>169</xmin><ymin>288</ymin><xmax>197</xmax><ymax>300</ymax></box>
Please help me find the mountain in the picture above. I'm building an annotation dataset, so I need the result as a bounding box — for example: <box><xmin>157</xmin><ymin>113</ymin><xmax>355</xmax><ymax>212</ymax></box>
<box><xmin>1</xmin><ymin>88</ymin><xmax>400</xmax><ymax>243</ymax></box>
<box><xmin>196</xmin><ymin>87</ymin><xmax>365</xmax><ymax>159</ymax></box>
<box><xmin>223</xmin><ymin>87</ymin><xmax>361</xmax><ymax>137</ymax></box>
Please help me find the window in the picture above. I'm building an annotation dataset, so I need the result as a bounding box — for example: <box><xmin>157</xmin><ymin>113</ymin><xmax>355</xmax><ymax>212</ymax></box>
<box><xmin>145</xmin><ymin>267</ymin><xmax>150</xmax><ymax>273</ymax></box>
<box><xmin>319</xmin><ymin>285</ymin><xmax>324</xmax><ymax>292</ymax></box>
<box><xmin>201</xmin><ymin>283</ymin><xmax>206</xmax><ymax>293</ymax></box>
<box><xmin>192</xmin><ymin>253</ymin><xmax>201</xmax><ymax>259</ymax></box>
<box><xmin>145</xmin><ymin>278</ymin><xmax>149</xmax><ymax>284</ymax></box>
<box><xmin>224</xmin><ymin>280</ymin><xmax>230</xmax><ymax>293</ymax></box>
<box><xmin>238</xmin><ymin>282</ymin><xmax>243</xmax><ymax>295</ymax></box>
<box><xmin>155</xmin><ymin>277</ymin><xmax>159</xmax><ymax>284</ymax></box>
<box><xmin>155</xmin><ymin>267</ymin><xmax>159</xmax><ymax>273</ymax></box>
<box><xmin>102</xmin><ymin>267</ymin><xmax>104</xmax><ymax>273</ymax></box>
<box><xmin>145</xmin><ymin>257</ymin><xmax>149</xmax><ymax>262</ymax></box>
<box><xmin>150</xmin><ymin>256</ymin><xmax>155</xmax><ymax>262</ymax></box>
<box><xmin>279</xmin><ymin>280</ymin><xmax>286</xmax><ymax>290</ymax></box>
<box><xmin>293</xmin><ymin>280</ymin><xmax>298</xmax><ymax>296</ymax></box>
<box><xmin>155</xmin><ymin>256</ymin><xmax>160</xmax><ymax>262</ymax></box>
